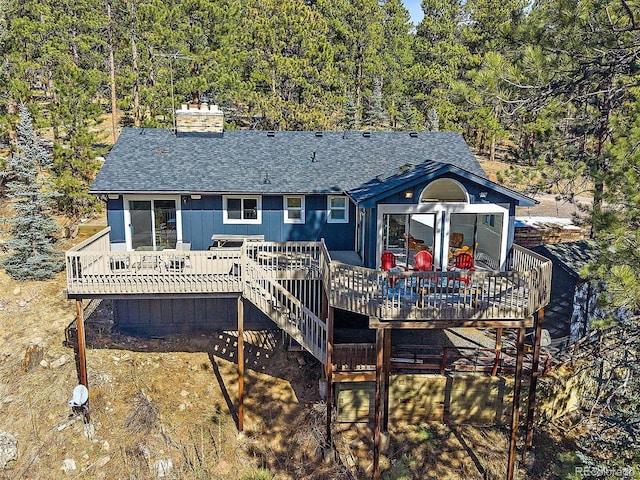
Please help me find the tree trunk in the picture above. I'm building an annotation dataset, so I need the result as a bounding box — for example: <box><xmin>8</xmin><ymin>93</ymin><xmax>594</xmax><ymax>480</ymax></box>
<box><xmin>107</xmin><ymin>1</ymin><xmax>118</xmax><ymax>141</ymax></box>
<box><xmin>130</xmin><ymin>0</ymin><xmax>140</xmax><ymax>127</ymax></box>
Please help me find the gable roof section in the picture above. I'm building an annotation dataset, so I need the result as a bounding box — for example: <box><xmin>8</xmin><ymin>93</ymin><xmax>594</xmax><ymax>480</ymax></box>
<box><xmin>90</xmin><ymin>128</ymin><xmax>486</xmax><ymax>195</ymax></box>
<box><xmin>347</xmin><ymin>161</ymin><xmax>536</xmax><ymax>207</ymax></box>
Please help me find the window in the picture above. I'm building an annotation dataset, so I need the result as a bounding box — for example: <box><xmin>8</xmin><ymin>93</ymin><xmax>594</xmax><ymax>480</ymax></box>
<box><xmin>223</xmin><ymin>196</ymin><xmax>262</xmax><ymax>224</ymax></box>
<box><xmin>284</xmin><ymin>196</ymin><xmax>305</xmax><ymax>224</ymax></box>
<box><xmin>327</xmin><ymin>195</ymin><xmax>349</xmax><ymax>223</ymax></box>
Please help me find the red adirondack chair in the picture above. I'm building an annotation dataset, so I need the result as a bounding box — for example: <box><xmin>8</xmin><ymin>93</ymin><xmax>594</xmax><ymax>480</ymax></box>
<box><xmin>412</xmin><ymin>250</ymin><xmax>434</xmax><ymax>271</ymax></box>
<box><xmin>448</xmin><ymin>252</ymin><xmax>476</xmax><ymax>286</ymax></box>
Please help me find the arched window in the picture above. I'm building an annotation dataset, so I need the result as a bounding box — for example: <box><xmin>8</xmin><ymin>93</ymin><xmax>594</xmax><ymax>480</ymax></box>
<box><xmin>420</xmin><ymin>178</ymin><xmax>469</xmax><ymax>203</ymax></box>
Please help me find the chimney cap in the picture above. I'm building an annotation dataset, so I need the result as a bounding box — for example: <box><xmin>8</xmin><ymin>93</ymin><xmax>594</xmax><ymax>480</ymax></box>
<box><xmin>362</xmin><ymin>131</ymin><xmax>371</xmax><ymax>138</ymax></box>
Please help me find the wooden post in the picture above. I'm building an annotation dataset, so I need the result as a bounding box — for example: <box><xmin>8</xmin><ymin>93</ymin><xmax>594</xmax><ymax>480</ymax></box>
<box><xmin>382</xmin><ymin>329</ymin><xmax>391</xmax><ymax>432</ymax></box>
<box><xmin>525</xmin><ymin>308</ymin><xmax>544</xmax><ymax>449</ymax></box>
<box><xmin>326</xmin><ymin>306</ymin><xmax>334</xmax><ymax>447</ymax></box>
<box><xmin>507</xmin><ymin>327</ymin><xmax>525</xmax><ymax>480</ymax></box>
<box><xmin>237</xmin><ymin>296</ymin><xmax>244</xmax><ymax>432</ymax></box>
<box><xmin>493</xmin><ymin>327</ymin><xmax>503</xmax><ymax>376</ymax></box>
<box><xmin>373</xmin><ymin>328</ymin><xmax>384</xmax><ymax>480</ymax></box>
<box><xmin>75</xmin><ymin>300</ymin><xmax>88</xmax><ymax>387</ymax></box>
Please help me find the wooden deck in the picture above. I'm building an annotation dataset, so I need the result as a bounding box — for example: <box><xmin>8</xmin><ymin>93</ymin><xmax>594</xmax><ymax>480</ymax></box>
<box><xmin>66</xmin><ymin>228</ymin><xmax>551</xmax><ymax>326</ymax></box>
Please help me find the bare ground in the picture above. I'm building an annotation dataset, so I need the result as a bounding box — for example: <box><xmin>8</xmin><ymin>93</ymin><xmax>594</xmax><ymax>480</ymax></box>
<box><xmin>0</xmin><ymin>264</ymin><xmax>584</xmax><ymax>480</ymax></box>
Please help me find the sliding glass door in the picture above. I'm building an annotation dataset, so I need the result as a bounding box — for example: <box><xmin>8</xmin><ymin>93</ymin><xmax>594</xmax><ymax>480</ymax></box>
<box><xmin>127</xmin><ymin>197</ymin><xmax>178</xmax><ymax>250</ymax></box>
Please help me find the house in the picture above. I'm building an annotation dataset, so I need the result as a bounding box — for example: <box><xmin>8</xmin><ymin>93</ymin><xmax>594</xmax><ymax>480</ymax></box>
<box><xmin>65</xmin><ymin>105</ymin><xmax>552</xmax><ymax>480</ymax></box>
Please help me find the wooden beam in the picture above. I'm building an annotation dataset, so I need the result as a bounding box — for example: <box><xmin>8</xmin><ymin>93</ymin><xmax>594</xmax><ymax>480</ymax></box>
<box><xmin>382</xmin><ymin>329</ymin><xmax>391</xmax><ymax>433</ymax></box>
<box><xmin>237</xmin><ymin>296</ymin><xmax>244</xmax><ymax>432</ymax></box>
<box><xmin>507</xmin><ymin>327</ymin><xmax>525</xmax><ymax>480</ymax></box>
<box><xmin>525</xmin><ymin>308</ymin><xmax>544</xmax><ymax>449</ymax></box>
<box><xmin>331</xmin><ymin>371</ymin><xmax>376</xmax><ymax>383</ymax></box>
<box><xmin>75</xmin><ymin>300</ymin><xmax>88</xmax><ymax>387</ymax></box>
<box><xmin>326</xmin><ymin>306</ymin><xmax>334</xmax><ymax>447</ymax></box>
<box><xmin>373</xmin><ymin>328</ymin><xmax>384</xmax><ymax>480</ymax></box>
<box><xmin>369</xmin><ymin>318</ymin><xmax>533</xmax><ymax>330</ymax></box>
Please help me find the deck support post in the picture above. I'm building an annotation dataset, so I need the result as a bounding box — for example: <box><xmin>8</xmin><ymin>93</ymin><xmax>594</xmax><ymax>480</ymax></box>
<box><xmin>237</xmin><ymin>296</ymin><xmax>244</xmax><ymax>432</ymax></box>
<box><xmin>525</xmin><ymin>308</ymin><xmax>544</xmax><ymax>449</ymax></box>
<box><xmin>382</xmin><ymin>329</ymin><xmax>391</xmax><ymax>432</ymax></box>
<box><xmin>75</xmin><ymin>300</ymin><xmax>88</xmax><ymax>388</ymax></box>
<box><xmin>507</xmin><ymin>327</ymin><xmax>525</xmax><ymax>480</ymax></box>
<box><xmin>492</xmin><ymin>327</ymin><xmax>503</xmax><ymax>375</ymax></box>
<box><xmin>373</xmin><ymin>327</ymin><xmax>384</xmax><ymax>480</ymax></box>
<box><xmin>326</xmin><ymin>306</ymin><xmax>334</xmax><ymax>448</ymax></box>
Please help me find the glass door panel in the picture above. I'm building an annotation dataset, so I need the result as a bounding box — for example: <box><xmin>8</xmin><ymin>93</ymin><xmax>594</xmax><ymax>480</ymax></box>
<box><xmin>154</xmin><ymin>199</ymin><xmax>177</xmax><ymax>249</ymax></box>
<box><xmin>130</xmin><ymin>200</ymin><xmax>153</xmax><ymax>249</ymax></box>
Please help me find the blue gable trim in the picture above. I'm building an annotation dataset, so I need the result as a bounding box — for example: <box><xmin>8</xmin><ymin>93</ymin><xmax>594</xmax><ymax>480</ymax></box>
<box><xmin>349</xmin><ymin>162</ymin><xmax>536</xmax><ymax>208</ymax></box>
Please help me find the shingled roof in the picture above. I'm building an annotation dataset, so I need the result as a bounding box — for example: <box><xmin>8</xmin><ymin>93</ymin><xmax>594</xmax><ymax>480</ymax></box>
<box><xmin>90</xmin><ymin>128</ymin><xmax>486</xmax><ymax>195</ymax></box>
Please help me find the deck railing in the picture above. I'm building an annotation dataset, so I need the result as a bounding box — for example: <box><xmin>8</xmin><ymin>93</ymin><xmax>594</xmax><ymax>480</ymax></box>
<box><xmin>328</xmin><ymin>245</ymin><xmax>552</xmax><ymax>322</ymax></box>
<box><xmin>66</xmin><ymin>228</ymin><xmax>551</xmax><ymax>324</ymax></box>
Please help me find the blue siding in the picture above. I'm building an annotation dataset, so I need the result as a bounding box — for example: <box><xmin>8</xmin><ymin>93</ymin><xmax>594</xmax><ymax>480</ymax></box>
<box><xmin>180</xmin><ymin>194</ymin><xmax>356</xmax><ymax>250</ymax></box>
<box><xmin>113</xmin><ymin>298</ymin><xmax>276</xmax><ymax>336</ymax></box>
<box><xmin>106</xmin><ymin>197</ymin><xmax>126</xmax><ymax>243</ymax></box>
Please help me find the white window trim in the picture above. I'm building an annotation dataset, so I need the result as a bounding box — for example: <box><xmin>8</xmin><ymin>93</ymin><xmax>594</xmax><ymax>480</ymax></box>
<box><xmin>327</xmin><ymin>195</ymin><xmax>349</xmax><ymax>224</ymax></box>
<box><xmin>223</xmin><ymin>195</ymin><xmax>262</xmax><ymax>224</ymax></box>
<box><xmin>284</xmin><ymin>195</ymin><xmax>305</xmax><ymax>224</ymax></box>
<box><xmin>376</xmin><ymin>202</ymin><xmax>509</xmax><ymax>270</ymax></box>
<box><xmin>122</xmin><ymin>194</ymin><xmax>182</xmax><ymax>251</ymax></box>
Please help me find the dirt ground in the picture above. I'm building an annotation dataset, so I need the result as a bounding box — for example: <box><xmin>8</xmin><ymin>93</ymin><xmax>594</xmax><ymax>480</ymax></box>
<box><xmin>0</xmin><ymin>263</ymin><xmax>584</xmax><ymax>480</ymax></box>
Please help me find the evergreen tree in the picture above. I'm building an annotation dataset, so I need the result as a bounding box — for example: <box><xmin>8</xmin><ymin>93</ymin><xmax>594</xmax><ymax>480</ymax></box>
<box><xmin>426</xmin><ymin>106</ymin><xmax>439</xmax><ymax>131</ymax></box>
<box><xmin>364</xmin><ymin>77</ymin><xmax>387</xmax><ymax>129</ymax></box>
<box><xmin>2</xmin><ymin>105</ymin><xmax>62</xmax><ymax>280</ymax></box>
<box><xmin>396</xmin><ymin>99</ymin><xmax>420</xmax><ymax>130</ymax></box>
<box><xmin>342</xmin><ymin>93</ymin><xmax>359</xmax><ymax>130</ymax></box>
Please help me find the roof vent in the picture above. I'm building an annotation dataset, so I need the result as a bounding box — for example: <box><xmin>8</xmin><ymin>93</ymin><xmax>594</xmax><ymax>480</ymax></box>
<box><xmin>409</xmin><ymin>131</ymin><xmax>418</xmax><ymax>138</ymax></box>
<box><xmin>315</xmin><ymin>131</ymin><xmax>323</xmax><ymax>137</ymax></box>
<box><xmin>311</xmin><ymin>151</ymin><xmax>317</xmax><ymax>163</ymax></box>
<box><xmin>267</xmin><ymin>131</ymin><xmax>275</xmax><ymax>137</ymax></box>
<box><xmin>362</xmin><ymin>131</ymin><xmax>371</xmax><ymax>138</ymax></box>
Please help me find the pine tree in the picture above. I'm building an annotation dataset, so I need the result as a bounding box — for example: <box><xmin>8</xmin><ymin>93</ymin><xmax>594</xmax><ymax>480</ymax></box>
<box><xmin>2</xmin><ymin>104</ymin><xmax>62</xmax><ymax>280</ymax></box>
<box><xmin>342</xmin><ymin>93</ymin><xmax>359</xmax><ymax>130</ymax></box>
<box><xmin>364</xmin><ymin>77</ymin><xmax>387</xmax><ymax>129</ymax></box>
<box><xmin>426</xmin><ymin>106</ymin><xmax>439</xmax><ymax>131</ymax></box>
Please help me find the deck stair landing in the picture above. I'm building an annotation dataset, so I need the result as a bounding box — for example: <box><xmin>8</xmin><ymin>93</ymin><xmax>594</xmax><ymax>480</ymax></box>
<box><xmin>243</xmin><ymin>258</ymin><xmax>327</xmax><ymax>364</ymax></box>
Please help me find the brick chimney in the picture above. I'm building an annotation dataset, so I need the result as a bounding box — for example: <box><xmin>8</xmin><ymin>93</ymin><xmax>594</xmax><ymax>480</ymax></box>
<box><xmin>175</xmin><ymin>103</ymin><xmax>224</xmax><ymax>135</ymax></box>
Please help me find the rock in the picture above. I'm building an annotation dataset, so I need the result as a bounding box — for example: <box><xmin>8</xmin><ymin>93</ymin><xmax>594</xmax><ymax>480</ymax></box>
<box><xmin>180</xmin><ymin>390</ymin><xmax>189</xmax><ymax>398</ymax></box>
<box><xmin>153</xmin><ymin>458</ymin><xmax>173</xmax><ymax>478</ymax></box>
<box><xmin>21</xmin><ymin>343</ymin><xmax>44</xmax><ymax>373</ymax></box>
<box><xmin>40</xmin><ymin>359</ymin><xmax>50</xmax><ymax>368</ymax></box>
<box><xmin>12</xmin><ymin>287</ymin><xmax>20</xmax><ymax>295</ymax></box>
<box><xmin>101</xmin><ymin>440</ymin><xmax>110</xmax><ymax>451</ymax></box>
<box><xmin>61</xmin><ymin>458</ymin><xmax>77</xmax><ymax>473</ymax></box>
<box><xmin>0</xmin><ymin>431</ymin><xmax>18</xmax><ymax>468</ymax></box>
<box><xmin>50</xmin><ymin>354</ymin><xmax>70</xmax><ymax>368</ymax></box>
<box><xmin>18</xmin><ymin>300</ymin><xmax>27</xmax><ymax>308</ymax></box>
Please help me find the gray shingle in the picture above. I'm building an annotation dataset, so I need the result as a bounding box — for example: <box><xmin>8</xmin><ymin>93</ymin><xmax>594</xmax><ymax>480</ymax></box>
<box><xmin>90</xmin><ymin>128</ymin><xmax>486</xmax><ymax>194</ymax></box>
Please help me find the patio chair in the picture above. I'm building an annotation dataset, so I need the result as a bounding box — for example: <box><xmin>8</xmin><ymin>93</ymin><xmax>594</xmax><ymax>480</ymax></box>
<box><xmin>412</xmin><ymin>250</ymin><xmax>434</xmax><ymax>271</ymax></box>
<box><xmin>381</xmin><ymin>250</ymin><xmax>406</xmax><ymax>288</ymax></box>
<box><xmin>381</xmin><ymin>251</ymin><xmax>407</xmax><ymax>271</ymax></box>
<box><xmin>447</xmin><ymin>252</ymin><xmax>475</xmax><ymax>286</ymax></box>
